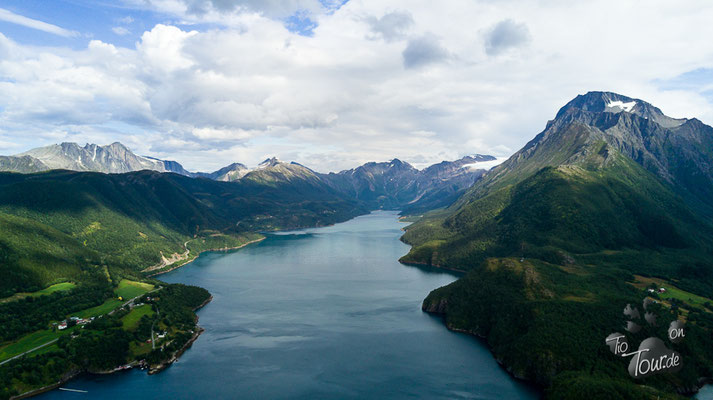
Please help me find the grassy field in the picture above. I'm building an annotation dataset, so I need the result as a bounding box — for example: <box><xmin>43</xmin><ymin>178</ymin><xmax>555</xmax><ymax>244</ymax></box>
<box><xmin>0</xmin><ymin>282</ymin><xmax>155</xmax><ymax>363</ymax></box>
<box><xmin>0</xmin><ymin>284</ymin><xmax>149</xmax><ymax>363</ymax></box>
<box><xmin>115</xmin><ymin>280</ymin><xmax>154</xmax><ymax>300</ymax></box>
<box><xmin>129</xmin><ymin>340</ymin><xmax>153</xmax><ymax>358</ymax></box>
<box><xmin>0</xmin><ymin>328</ymin><xmax>73</xmax><ymax>363</ymax></box>
<box><xmin>74</xmin><ymin>299</ymin><xmax>123</xmax><ymax>319</ymax></box>
<box><xmin>0</xmin><ymin>282</ymin><xmax>77</xmax><ymax>304</ymax></box>
<box><xmin>32</xmin><ymin>282</ymin><xmax>77</xmax><ymax>297</ymax></box>
<box><xmin>121</xmin><ymin>305</ymin><xmax>154</xmax><ymax>330</ymax></box>
<box><xmin>631</xmin><ymin>275</ymin><xmax>713</xmax><ymax>308</ymax></box>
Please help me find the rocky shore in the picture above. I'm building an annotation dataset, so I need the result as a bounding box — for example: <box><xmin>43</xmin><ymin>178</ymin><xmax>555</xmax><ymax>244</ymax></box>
<box><xmin>148</xmin><ymin>327</ymin><xmax>205</xmax><ymax>375</ymax></box>
<box><xmin>146</xmin><ymin>237</ymin><xmax>265</xmax><ymax>277</ymax></box>
<box><xmin>11</xmin><ymin>370</ymin><xmax>82</xmax><ymax>400</ymax></box>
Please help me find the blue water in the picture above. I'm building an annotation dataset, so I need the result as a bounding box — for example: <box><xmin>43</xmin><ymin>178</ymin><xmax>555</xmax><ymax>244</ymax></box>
<box><xmin>697</xmin><ymin>385</ymin><xmax>713</xmax><ymax>399</ymax></box>
<box><xmin>38</xmin><ymin>211</ymin><xmax>539</xmax><ymax>399</ymax></box>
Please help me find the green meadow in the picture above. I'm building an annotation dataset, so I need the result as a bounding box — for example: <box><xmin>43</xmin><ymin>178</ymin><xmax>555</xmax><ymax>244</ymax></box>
<box><xmin>115</xmin><ymin>280</ymin><xmax>154</xmax><ymax>300</ymax></box>
<box><xmin>121</xmin><ymin>305</ymin><xmax>154</xmax><ymax>331</ymax></box>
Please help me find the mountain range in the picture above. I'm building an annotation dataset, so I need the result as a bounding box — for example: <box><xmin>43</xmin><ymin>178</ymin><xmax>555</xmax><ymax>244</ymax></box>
<box><xmin>1</xmin><ymin>91</ymin><xmax>712</xmax><ymax>399</ymax></box>
<box><xmin>321</xmin><ymin>155</ymin><xmax>493</xmax><ymax>213</ymax></box>
<box><xmin>0</xmin><ymin>142</ymin><xmax>495</xmax><ymax>212</ymax></box>
<box><xmin>5</xmin><ymin>142</ymin><xmax>192</xmax><ymax>175</ymax></box>
<box><xmin>402</xmin><ymin>91</ymin><xmax>713</xmax><ymax>398</ymax></box>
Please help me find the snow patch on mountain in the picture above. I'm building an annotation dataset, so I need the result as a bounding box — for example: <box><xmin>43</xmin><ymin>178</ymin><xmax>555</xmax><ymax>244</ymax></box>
<box><xmin>462</xmin><ymin>157</ymin><xmax>508</xmax><ymax>171</ymax></box>
<box><xmin>606</xmin><ymin>100</ymin><xmax>637</xmax><ymax>113</ymax></box>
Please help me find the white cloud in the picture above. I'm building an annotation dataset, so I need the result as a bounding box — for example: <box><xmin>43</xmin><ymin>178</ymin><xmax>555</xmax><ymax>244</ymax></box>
<box><xmin>365</xmin><ymin>11</ymin><xmax>413</xmax><ymax>41</ymax></box>
<box><xmin>402</xmin><ymin>33</ymin><xmax>450</xmax><ymax>69</ymax></box>
<box><xmin>112</xmin><ymin>26</ymin><xmax>131</xmax><ymax>36</ymax></box>
<box><xmin>1</xmin><ymin>1</ymin><xmax>713</xmax><ymax>173</ymax></box>
<box><xmin>120</xmin><ymin>0</ymin><xmax>324</xmax><ymax>23</ymax></box>
<box><xmin>484</xmin><ymin>19</ymin><xmax>530</xmax><ymax>56</ymax></box>
<box><xmin>0</xmin><ymin>8</ymin><xmax>78</xmax><ymax>37</ymax></box>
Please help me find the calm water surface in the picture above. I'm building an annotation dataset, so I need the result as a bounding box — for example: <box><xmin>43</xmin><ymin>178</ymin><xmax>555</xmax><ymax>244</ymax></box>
<box><xmin>697</xmin><ymin>385</ymin><xmax>713</xmax><ymax>399</ymax></box>
<box><xmin>39</xmin><ymin>211</ymin><xmax>539</xmax><ymax>399</ymax></box>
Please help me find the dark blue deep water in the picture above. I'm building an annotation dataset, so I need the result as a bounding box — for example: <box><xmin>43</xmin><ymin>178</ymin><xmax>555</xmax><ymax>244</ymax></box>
<box><xmin>39</xmin><ymin>211</ymin><xmax>539</xmax><ymax>399</ymax></box>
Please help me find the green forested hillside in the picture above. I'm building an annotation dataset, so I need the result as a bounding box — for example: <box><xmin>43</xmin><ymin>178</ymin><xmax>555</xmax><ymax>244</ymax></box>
<box><xmin>402</xmin><ymin>151</ymin><xmax>713</xmax><ymax>293</ymax></box>
<box><xmin>402</xmin><ymin>92</ymin><xmax>713</xmax><ymax>398</ymax></box>
<box><xmin>0</xmin><ymin>169</ymin><xmax>365</xmax><ymax>296</ymax></box>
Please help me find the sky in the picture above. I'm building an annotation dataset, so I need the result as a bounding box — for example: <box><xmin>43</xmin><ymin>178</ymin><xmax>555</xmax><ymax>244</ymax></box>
<box><xmin>1</xmin><ymin>1</ymin><xmax>712</xmax><ymax>173</ymax></box>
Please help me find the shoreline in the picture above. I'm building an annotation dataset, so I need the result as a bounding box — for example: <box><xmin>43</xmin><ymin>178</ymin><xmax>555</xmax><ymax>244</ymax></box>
<box><xmin>422</xmin><ymin>294</ymin><xmax>712</xmax><ymax>397</ymax></box>
<box><xmin>8</xmin><ymin>213</ymin><xmax>371</xmax><ymax>399</ymax></box>
<box><xmin>145</xmin><ymin>212</ymin><xmax>373</xmax><ymax>278</ymax></box>
<box><xmin>146</xmin><ymin>293</ymin><xmax>214</xmax><ymax>374</ymax></box>
<box><xmin>438</xmin><ymin>318</ymin><xmax>542</xmax><ymax>390</ymax></box>
<box><xmin>148</xmin><ymin>326</ymin><xmax>206</xmax><ymax>375</ymax></box>
<box><xmin>398</xmin><ymin>259</ymin><xmax>467</xmax><ymax>274</ymax></box>
<box><xmin>11</xmin><ymin>371</ymin><xmax>82</xmax><ymax>400</ymax></box>
<box><xmin>10</xmin><ymin>326</ymin><xmax>209</xmax><ymax>400</ymax></box>
<box><xmin>420</xmin><ymin>307</ymin><xmax>542</xmax><ymax>395</ymax></box>
<box><xmin>9</xmin><ymin>288</ymin><xmax>215</xmax><ymax>400</ymax></box>
<box><xmin>12</xmin><ymin>212</ymin><xmax>446</xmax><ymax>399</ymax></box>
<box><xmin>145</xmin><ymin>237</ymin><xmax>266</xmax><ymax>277</ymax></box>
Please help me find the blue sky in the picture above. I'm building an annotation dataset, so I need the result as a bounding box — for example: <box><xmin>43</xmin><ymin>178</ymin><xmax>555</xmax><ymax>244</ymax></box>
<box><xmin>1</xmin><ymin>1</ymin><xmax>712</xmax><ymax>172</ymax></box>
<box><xmin>1</xmin><ymin>1</ymin><xmax>147</xmax><ymax>48</ymax></box>
<box><xmin>0</xmin><ymin>0</ymin><xmax>339</xmax><ymax>46</ymax></box>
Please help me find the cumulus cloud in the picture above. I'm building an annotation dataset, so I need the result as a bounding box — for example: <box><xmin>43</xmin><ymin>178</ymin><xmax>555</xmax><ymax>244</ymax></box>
<box><xmin>366</xmin><ymin>11</ymin><xmax>413</xmax><ymax>41</ymax></box>
<box><xmin>402</xmin><ymin>33</ymin><xmax>449</xmax><ymax>69</ymax></box>
<box><xmin>2</xmin><ymin>1</ymin><xmax>713</xmax><ymax>172</ymax></box>
<box><xmin>484</xmin><ymin>19</ymin><xmax>530</xmax><ymax>55</ymax></box>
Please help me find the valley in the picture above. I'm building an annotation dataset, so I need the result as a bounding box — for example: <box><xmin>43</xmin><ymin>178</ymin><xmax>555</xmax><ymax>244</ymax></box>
<box><xmin>0</xmin><ymin>92</ymin><xmax>712</xmax><ymax>399</ymax></box>
<box><xmin>33</xmin><ymin>212</ymin><xmax>539</xmax><ymax>400</ymax></box>
<box><xmin>1</xmin><ymin>0</ymin><xmax>711</xmax><ymax>397</ymax></box>
<box><xmin>0</xmin><ymin>152</ymin><xmax>495</xmax><ymax>398</ymax></box>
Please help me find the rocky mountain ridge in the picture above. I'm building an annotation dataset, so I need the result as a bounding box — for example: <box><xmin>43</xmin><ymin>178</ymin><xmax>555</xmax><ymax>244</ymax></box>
<box><xmin>1</xmin><ymin>143</ymin><xmax>497</xmax><ymax>212</ymax></box>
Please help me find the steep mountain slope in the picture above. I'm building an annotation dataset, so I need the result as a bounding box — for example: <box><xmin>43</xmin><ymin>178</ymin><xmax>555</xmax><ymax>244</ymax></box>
<box><xmin>194</xmin><ymin>162</ymin><xmax>249</xmax><ymax>181</ymax></box>
<box><xmin>321</xmin><ymin>159</ymin><xmax>419</xmax><ymax>209</ymax></box>
<box><xmin>320</xmin><ymin>155</ymin><xmax>493</xmax><ymax>211</ymax></box>
<box><xmin>0</xmin><ymin>212</ymin><xmax>102</xmax><ymax>297</ymax></box>
<box><xmin>0</xmin><ymin>155</ymin><xmax>49</xmax><ymax>173</ymax></box>
<box><xmin>403</xmin><ymin>155</ymin><xmax>492</xmax><ymax>213</ymax></box>
<box><xmin>401</xmin><ymin>92</ymin><xmax>713</xmax><ymax>398</ymax></box>
<box><xmin>456</xmin><ymin>92</ymin><xmax>713</xmax><ymax>216</ymax></box>
<box><xmin>243</xmin><ymin>157</ymin><xmax>323</xmax><ymax>185</ymax></box>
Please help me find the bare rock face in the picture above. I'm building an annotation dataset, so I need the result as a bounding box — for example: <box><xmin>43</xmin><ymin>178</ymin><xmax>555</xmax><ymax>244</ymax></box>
<box><xmin>422</xmin><ymin>297</ymin><xmax>448</xmax><ymax>314</ymax></box>
<box><xmin>0</xmin><ymin>155</ymin><xmax>49</xmax><ymax>173</ymax></box>
<box><xmin>195</xmin><ymin>163</ymin><xmax>249</xmax><ymax>182</ymax></box>
<box><xmin>552</xmin><ymin>91</ymin><xmax>713</xmax><ymax>214</ymax></box>
<box><xmin>3</xmin><ymin>142</ymin><xmax>192</xmax><ymax>175</ymax></box>
<box><xmin>320</xmin><ymin>155</ymin><xmax>495</xmax><ymax>211</ymax></box>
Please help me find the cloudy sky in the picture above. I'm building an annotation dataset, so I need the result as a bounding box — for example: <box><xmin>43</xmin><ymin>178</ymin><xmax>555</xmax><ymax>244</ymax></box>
<box><xmin>1</xmin><ymin>0</ymin><xmax>712</xmax><ymax>172</ymax></box>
